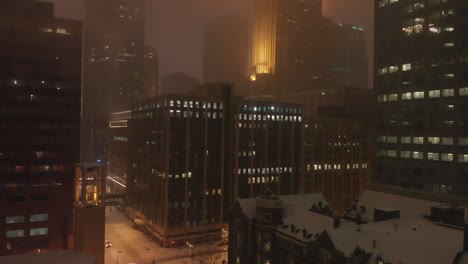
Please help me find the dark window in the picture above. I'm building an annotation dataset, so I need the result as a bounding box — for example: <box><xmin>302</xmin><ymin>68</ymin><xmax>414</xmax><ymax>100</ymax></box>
<box><xmin>31</xmin><ymin>194</ymin><xmax>48</xmax><ymax>202</ymax></box>
<box><xmin>6</xmin><ymin>196</ymin><xmax>25</xmax><ymax>203</ymax></box>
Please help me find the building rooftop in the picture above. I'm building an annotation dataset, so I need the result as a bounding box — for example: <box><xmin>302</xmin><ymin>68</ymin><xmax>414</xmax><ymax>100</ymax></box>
<box><xmin>238</xmin><ymin>190</ymin><xmax>466</xmax><ymax>264</ymax></box>
<box><xmin>0</xmin><ymin>250</ymin><xmax>95</xmax><ymax>264</ymax></box>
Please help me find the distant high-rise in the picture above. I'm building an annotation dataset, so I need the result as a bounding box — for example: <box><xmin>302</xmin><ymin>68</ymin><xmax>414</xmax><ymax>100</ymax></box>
<box><xmin>0</xmin><ymin>0</ymin><xmax>81</xmax><ymax>255</ymax></box>
<box><xmin>144</xmin><ymin>46</ymin><xmax>159</xmax><ymax>97</ymax></box>
<box><xmin>82</xmin><ymin>0</ymin><xmax>145</xmax><ymax>162</ymax></box>
<box><xmin>160</xmin><ymin>72</ymin><xmax>200</xmax><ymax>95</ymax></box>
<box><xmin>250</xmin><ymin>0</ymin><xmax>368</xmax><ymax>95</ymax></box>
<box><xmin>203</xmin><ymin>15</ymin><xmax>250</xmax><ymax>95</ymax></box>
<box><xmin>374</xmin><ymin>0</ymin><xmax>468</xmax><ymax>194</ymax></box>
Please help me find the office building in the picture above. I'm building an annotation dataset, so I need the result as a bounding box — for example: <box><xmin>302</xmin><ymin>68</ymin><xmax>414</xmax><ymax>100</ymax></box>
<box><xmin>203</xmin><ymin>15</ymin><xmax>250</xmax><ymax>96</ymax></box>
<box><xmin>374</xmin><ymin>0</ymin><xmax>468</xmax><ymax>194</ymax></box>
<box><xmin>229</xmin><ymin>188</ymin><xmax>467</xmax><ymax>264</ymax></box>
<box><xmin>0</xmin><ymin>0</ymin><xmax>81</xmax><ymax>255</ymax></box>
<box><xmin>126</xmin><ymin>84</ymin><xmax>303</xmax><ymax>246</ymax></box>
<box><xmin>303</xmin><ymin>109</ymin><xmax>370</xmax><ymax>212</ymax></box>
<box><xmin>250</xmin><ymin>0</ymin><xmax>368</xmax><ymax>96</ymax></box>
<box><xmin>144</xmin><ymin>46</ymin><xmax>159</xmax><ymax>97</ymax></box>
<box><xmin>82</xmin><ymin>0</ymin><xmax>145</xmax><ymax>163</ymax></box>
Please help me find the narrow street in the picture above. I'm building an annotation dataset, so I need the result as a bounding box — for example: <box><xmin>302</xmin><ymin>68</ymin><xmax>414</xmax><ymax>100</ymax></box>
<box><xmin>105</xmin><ymin>207</ymin><xmax>227</xmax><ymax>264</ymax></box>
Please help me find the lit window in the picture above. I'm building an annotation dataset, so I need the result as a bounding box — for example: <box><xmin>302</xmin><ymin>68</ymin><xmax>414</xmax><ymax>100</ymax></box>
<box><xmin>30</xmin><ymin>227</ymin><xmax>48</xmax><ymax>236</ymax></box>
<box><xmin>441</xmin><ymin>153</ymin><xmax>453</xmax><ymax>162</ymax></box>
<box><xmin>442</xmin><ymin>89</ymin><xmax>454</xmax><ymax>97</ymax></box>
<box><xmin>443</xmin><ymin>43</ymin><xmax>455</xmax><ymax>48</ymax></box>
<box><xmin>428</xmin><ymin>152</ymin><xmax>440</xmax><ymax>161</ymax></box>
<box><xmin>6</xmin><ymin>230</ymin><xmax>25</xmax><ymax>238</ymax></box>
<box><xmin>459</xmin><ymin>87</ymin><xmax>468</xmax><ymax>96</ymax></box>
<box><xmin>459</xmin><ymin>155</ymin><xmax>468</xmax><ymax>163</ymax></box>
<box><xmin>387</xmin><ymin>150</ymin><xmax>397</xmax><ymax>157</ymax></box>
<box><xmin>56</xmin><ymin>28</ymin><xmax>70</xmax><ymax>35</ymax></box>
<box><xmin>429</xmin><ymin>90</ymin><xmax>441</xmax><ymax>98</ymax></box>
<box><xmin>388</xmin><ymin>94</ymin><xmax>398</xmax><ymax>101</ymax></box>
<box><xmin>377</xmin><ymin>95</ymin><xmax>387</xmax><ymax>102</ymax></box>
<box><xmin>388</xmin><ymin>65</ymin><xmax>399</xmax><ymax>73</ymax></box>
<box><xmin>387</xmin><ymin>136</ymin><xmax>397</xmax><ymax>144</ymax></box>
<box><xmin>441</xmin><ymin>137</ymin><xmax>454</xmax><ymax>145</ymax></box>
<box><xmin>401</xmin><ymin>151</ymin><xmax>411</xmax><ymax>159</ymax></box>
<box><xmin>412</xmin><ymin>151</ymin><xmax>423</xmax><ymax>160</ymax></box>
<box><xmin>444</xmin><ymin>26</ymin><xmax>454</xmax><ymax>32</ymax></box>
<box><xmin>402</xmin><ymin>92</ymin><xmax>412</xmax><ymax>100</ymax></box>
<box><xmin>402</xmin><ymin>63</ymin><xmax>412</xmax><ymax>71</ymax></box>
<box><xmin>401</xmin><ymin>137</ymin><xmax>411</xmax><ymax>144</ymax></box>
<box><xmin>413</xmin><ymin>91</ymin><xmax>425</xmax><ymax>99</ymax></box>
<box><xmin>428</xmin><ymin>137</ymin><xmax>440</xmax><ymax>144</ymax></box>
<box><xmin>6</xmin><ymin>216</ymin><xmax>24</xmax><ymax>224</ymax></box>
<box><xmin>378</xmin><ymin>67</ymin><xmax>388</xmax><ymax>75</ymax></box>
<box><xmin>413</xmin><ymin>137</ymin><xmax>424</xmax><ymax>144</ymax></box>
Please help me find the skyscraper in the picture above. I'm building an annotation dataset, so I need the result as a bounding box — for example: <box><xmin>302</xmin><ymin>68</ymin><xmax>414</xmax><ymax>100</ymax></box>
<box><xmin>0</xmin><ymin>0</ymin><xmax>82</xmax><ymax>255</ymax></box>
<box><xmin>203</xmin><ymin>15</ymin><xmax>250</xmax><ymax>96</ymax></box>
<box><xmin>144</xmin><ymin>46</ymin><xmax>159</xmax><ymax>97</ymax></box>
<box><xmin>250</xmin><ymin>0</ymin><xmax>368</xmax><ymax>96</ymax></box>
<box><xmin>82</xmin><ymin>0</ymin><xmax>145</xmax><ymax>162</ymax></box>
<box><xmin>374</xmin><ymin>0</ymin><xmax>468</xmax><ymax>194</ymax></box>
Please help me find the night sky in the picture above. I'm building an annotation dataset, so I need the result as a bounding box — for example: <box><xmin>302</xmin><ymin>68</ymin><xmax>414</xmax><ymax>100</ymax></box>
<box><xmin>48</xmin><ymin>0</ymin><xmax>374</xmax><ymax>85</ymax></box>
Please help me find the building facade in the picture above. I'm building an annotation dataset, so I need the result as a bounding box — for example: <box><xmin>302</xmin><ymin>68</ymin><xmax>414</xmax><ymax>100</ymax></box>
<box><xmin>0</xmin><ymin>0</ymin><xmax>81</xmax><ymax>255</ymax></box>
<box><xmin>126</xmin><ymin>84</ymin><xmax>303</xmax><ymax>246</ymax></box>
<box><xmin>82</xmin><ymin>0</ymin><xmax>145</xmax><ymax>163</ymax></box>
<box><xmin>250</xmin><ymin>0</ymin><xmax>369</xmax><ymax>96</ymax></box>
<box><xmin>374</xmin><ymin>0</ymin><xmax>468</xmax><ymax>194</ymax></box>
<box><xmin>303</xmin><ymin>113</ymin><xmax>369</xmax><ymax>212</ymax></box>
<box><xmin>144</xmin><ymin>46</ymin><xmax>159</xmax><ymax>97</ymax></box>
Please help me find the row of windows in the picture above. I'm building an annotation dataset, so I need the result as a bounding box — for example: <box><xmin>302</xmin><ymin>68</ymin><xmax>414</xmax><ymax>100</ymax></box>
<box><xmin>237</xmin><ymin>114</ymin><xmax>302</xmax><ymax>122</ymax></box>
<box><xmin>113</xmin><ymin>136</ymin><xmax>128</xmax><ymax>142</ymax></box>
<box><xmin>135</xmin><ymin>100</ymin><xmax>223</xmax><ymax>112</ymax></box>
<box><xmin>237</xmin><ymin>167</ymin><xmax>294</xmax><ymax>175</ymax></box>
<box><xmin>248</xmin><ymin>176</ymin><xmax>280</xmax><ymax>184</ymax></box>
<box><xmin>242</xmin><ymin>105</ymin><xmax>300</xmax><ymax>114</ymax></box>
<box><xmin>306</xmin><ymin>163</ymin><xmax>368</xmax><ymax>171</ymax></box>
<box><xmin>109</xmin><ymin>121</ymin><xmax>128</xmax><ymax>128</ymax></box>
<box><xmin>377</xmin><ymin>87</ymin><xmax>467</xmax><ymax>102</ymax></box>
<box><xmin>169</xmin><ymin>110</ymin><xmax>223</xmax><ymax>119</ymax></box>
<box><xmin>5</xmin><ymin>79</ymin><xmax>68</xmax><ymax>91</ymax></box>
<box><xmin>378</xmin><ymin>150</ymin><xmax>468</xmax><ymax>162</ymax></box>
<box><xmin>6</xmin><ymin>228</ymin><xmax>48</xmax><ymax>238</ymax></box>
<box><xmin>6</xmin><ymin>214</ymin><xmax>48</xmax><ymax>224</ymax></box>
<box><xmin>378</xmin><ymin>136</ymin><xmax>468</xmax><ymax>146</ymax></box>
<box><xmin>380</xmin><ymin>0</ymin><xmax>447</xmax><ymax>8</ymax></box>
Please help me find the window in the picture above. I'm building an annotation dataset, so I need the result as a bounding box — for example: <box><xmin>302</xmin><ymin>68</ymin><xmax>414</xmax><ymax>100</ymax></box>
<box><xmin>30</xmin><ymin>227</ymin><xmax>48</xmax><ymax>236</ymax></box>
<box><xmin>429</xmin><ymin>90</ymin><xmax>441</xmax><ymax>98</ymax></box>
<box><xmin>388</xmin><ymin>94</ymin><xmax>398</xmax><ymax>101</ymax></box>
<box><xmin>441</xmin><ymin>137</ymin><xmax>454</xmax><ymax>145</ymax></box>
<box><xmin>402</xmin><ymin>92</ymin><xmax>412</xmax><ymax>100</ymax></box>
<box><xmin>30</xmin><ymin>213</ymin><xmax>48</xmax><ymax>222</ymax></box>
<box><xmin>413</xmin><ymin>151</ymin><xmax>423</xmax><ymax>159</ymax></box>
<box><xmin>401</xmin><ymin>137</ymin><xmax>411</xmax><ymax>144</ymax></box>
<box><xmin>441</xmin><ymin>153</ymin><xmax>453</xmax><ymax>162</ymax></box>
<box><xmin>377</xmin><ymin>95</ymin><xmax>387</xmax><ymax>102</ymax></box>
<box><xmin>6</xmin><ymin>216</ymin><xmax>24</xmax><ymax>224</ymax></box>
<box><xmin>402</xmin><ymin>17</ymin><xmax>424</xmax><ymax>35</ymax></box>
<box><xmin>378</xmin><ymin>67</ymin><xmax>388</xmax><ymax>75</ymax></box>
<box><xmin>387</xmin><ymin>150</ymin><xmax>397</xmax><ymax>157</ymax></box>
<box><xmin>413</xmin><ymin>137</ymin><xmax>424</xmax><ymax>144</ymax></box>
<box><xmin>413</xmin><ymin>91</ymin><xmax>425</xmax><ymax>99</ymax></box>
<box><xmin>459</xmin><ymin>138</ymin><xmax>468</xmax><ymax>146</ymax></box>
<box><xmin>6</xmin><ymin>229</ymin><xmax>25</xmax><ymax>238</ymax></box>
<box><xmin>428</xmin><ymin>137</ymin><xmax>440</xmax><ymax>144</ymax></box>
<box><xmin>402</xmin><ymin>63</ymin><xmax>412</xmax><ymax>71</ymax></box>
<box><xmin>401</xmin><ymin>151</ymin><xmax>411</xmax><ymax>159</ymax></box>
<box><xmin>442</xmin><ymin>89</ymin><xmax>454</xmax><ymax>97</ymax></box>
<box><xmin>428</xmin><ymin>153</ymin><xmax>440</xmax><ymax>161</ymax></box>
<box><xmin>388</xmin><ymin>65</ymin><xmax>399</xmax><ymax>73</ymax></box>
<box><xmin>459</xmin><ymin>155</ymin><xmax>468</xmax><ymax>163</ymax></box>
<box><xmin>387</xmin><ymin>136</ymin><xmax>397</xmax><ymax>144</ymax></box>
<box><xmin>377</xmin><ymin>136</ymin><xmax>386</xmax><ymax>143</ymax></box>
<box><xmin>460</xmin><ymin>87</ymin><xmax>468</xmax><ymax>96</ymax></box>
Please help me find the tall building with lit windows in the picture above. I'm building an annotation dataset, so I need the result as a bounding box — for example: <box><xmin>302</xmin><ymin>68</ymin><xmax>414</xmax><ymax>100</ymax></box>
<box><xmin>0</xmin><ymin>0</ymin><xmax>81</xmax><ymax>255</ymax></box>
<box><xmin>374</xmin><ymin>0</ymin><xmax>468</xmax><ymax>194</ymax></box>
<box><xmin>82</xmin><ymin>0</ymin><xmax>145</xmax><ymax>163</ymax></box>
<box><xmin>250</xmin><ymin>0</ymin><xmax>369</xmax><ymax>96</ymax></box>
